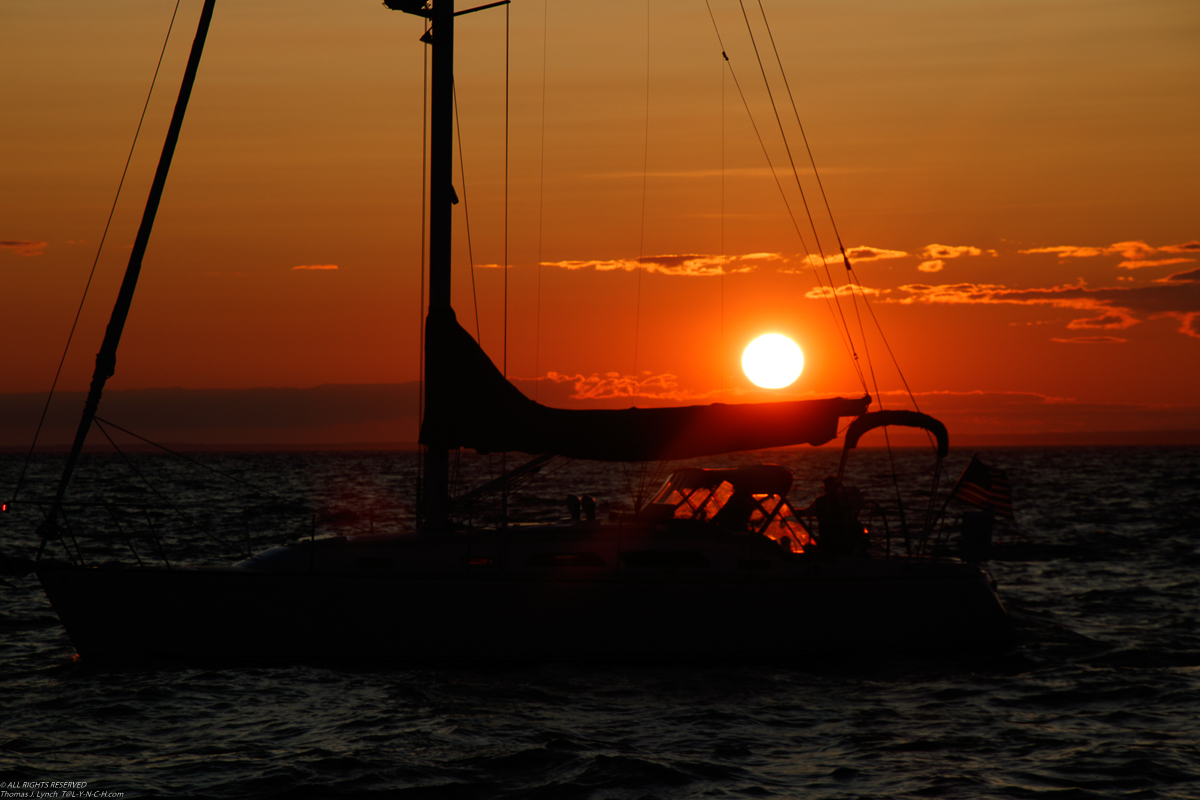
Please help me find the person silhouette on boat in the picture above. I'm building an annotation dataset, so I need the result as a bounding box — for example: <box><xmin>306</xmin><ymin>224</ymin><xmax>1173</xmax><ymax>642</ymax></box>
<box><xmin>712</xmin><ymin>488</ymin><xmax>755</xmax><ymax>531</ymax></box>
<box><xmin>799</xmin><ymin>476</ymin><xmax>866</xmax><ymax>556</ymax></box>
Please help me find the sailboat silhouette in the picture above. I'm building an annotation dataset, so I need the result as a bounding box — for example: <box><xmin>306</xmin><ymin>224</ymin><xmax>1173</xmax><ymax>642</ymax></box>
<box><xmin>33</xmin><ymin>0</ymin><xmax>1014</xmax><ymax>663</ymax></box>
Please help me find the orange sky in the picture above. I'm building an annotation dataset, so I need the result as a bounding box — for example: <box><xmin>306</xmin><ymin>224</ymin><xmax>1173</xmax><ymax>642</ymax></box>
<box><xmin>2</xmin><ymin>0</ymin><xmax>1198</xmax><ymax>444</ymax></box>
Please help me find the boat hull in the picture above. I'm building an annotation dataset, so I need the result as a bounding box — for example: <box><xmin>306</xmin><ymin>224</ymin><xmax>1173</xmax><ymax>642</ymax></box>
<box><xmin>38</xmin><ymin>561</ymin><xmax>1012</xmax><ymax>663</ymax></box>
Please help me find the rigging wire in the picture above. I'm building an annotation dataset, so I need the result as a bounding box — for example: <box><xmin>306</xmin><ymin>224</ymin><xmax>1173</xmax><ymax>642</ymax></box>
<box><xmin>8</xmin><ymin>0</ymin><xmax>184</xmax><ymax>505</ymax></box>
<box><xmin>93</xmin><ymin>417</ymin><xmax>289</xmax><ymax>502</ymax></box>
<box><xmin>720</xmin><ymin>56</ymin><xmax>726</xmax><ymax>262</ymax></box>
<box><xmin>732</xmin><ymin>0</ymin><xmax>866</xmax><ymax>392</ymax></box>
<box><xmin>534</xmin><ymin>0</ymin><xmax>549</xmax><ymax>400</ymax></box>
<box><xmin>751</xmin><ymin>0</ymin><xmax>844</xmax><ymax>259</ymax></box>
<box><xmin>632</xmin><ymin>0</ymin><xmax>652</xmax><ymax>378</ymax></box>
<box><xmin>719</xmin><ymin>52</ymin><xmax>726</xmax><ymax>402</ymax></box>
<box><xmin>751</xmin><ymin>1</ymin><xmax>931</xmax><ymax>465</ymax></box>
<box><xmin>752</xmin><ymin>0</ymin><xmax>924</xmax><ymax>418</ymax></box>
<box><xmin>451</xmin><ymin>80</ymin><xmax>483</xmax><ymax>343</ymax></box>
<box><xmin>417</xmin><ymin>19</ymin><xmax>430</xmax><ymax>514</ymax></box>
<box><xmin>502</xmin><ymin>3</ymin><xmax>511</xmax><ymax>527</ymax></box>
<box><xmin>621</xmin><ymin>459</ymin><xmax>669</xmax><ymax>514</ymax></box>
<box><xmin>504</xmin><ymin>2</ymin><xmax>510</xmax><ymax>379</ymax></box>
<box><xmin>91</xmin><ymin>419</ymin><xmax>230</xmax><ymax>551</ymax></box>
<box><xmin>849</xmin><ymin>267</ymin><xmax>927</xmax><ymax>415</ymax></box>
<box><xmin>750</xmin><ymin>1</ymin><xmax>843</xmax><ymax>264</ymax></box>
<box><xmin>749</xmin><ymin>0</ymin><xmax>932</xmax><ymax>535</ymax></box>
<box><xmin>699</xmin><ymin>0</ymin><xmax>861</xmax><ymax>384</ymax></box>
<box><xmin>55</xmin><ymin>510</ymin><xmax>85</xmax><ymax>567</ymax></box>
<box><xmin>834</xmin><ymin>260</ymin><xmax>916</xmax><ymax>532</ymax></box>
<box><xmin>750</xmin><ymin>0</ymin><xmax>880</xmax><ymax>402</ymax></box>
<box><xmin>750</xmin><ymin>2</ymin><xmax>858</xmax><ymax>273</ymax></box>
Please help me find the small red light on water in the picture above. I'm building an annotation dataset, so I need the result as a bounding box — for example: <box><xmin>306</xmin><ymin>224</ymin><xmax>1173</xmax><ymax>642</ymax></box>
<box><xmin>1</xmin><ymin>502</ymin><xmax>8</xmax><ymax>512</ymax></box>
<box><xmin>464</xmin><ymin>557</ymin><xmax>493</xmax><ymax>566</ymax></box>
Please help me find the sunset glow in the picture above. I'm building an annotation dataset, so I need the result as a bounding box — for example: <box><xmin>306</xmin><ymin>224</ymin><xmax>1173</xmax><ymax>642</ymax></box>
<box><xmin>742</xmin><ymin>335</ymin><xmax>804</xmax><ymax>389</ymax></box>
<box><xmin>0</xmin><ymin>0</ymin><xmax>1195</xmax><ymax>447</ymax></box>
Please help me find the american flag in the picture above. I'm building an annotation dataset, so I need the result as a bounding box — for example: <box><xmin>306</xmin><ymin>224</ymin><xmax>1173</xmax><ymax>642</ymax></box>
<box><xmin>951</xmin><ymin>455</ymin><xmax>1014</xmax><ymax>519</ymax></box>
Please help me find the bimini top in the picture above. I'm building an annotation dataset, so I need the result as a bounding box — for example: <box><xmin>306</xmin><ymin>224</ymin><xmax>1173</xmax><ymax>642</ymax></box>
<box><xmin>643</xmin><ymin>465</ymin><xmax>805</xmax><ymax>546</ymax></box>
<box><xmin>420</xmin><ymin>308</ymin><xmax>870</xmax><ymax>462</ymax></box>
<box><xmin>651</xmin><ymin>465</ymin><xmax>794</xmax><ymax>498</ymax></box>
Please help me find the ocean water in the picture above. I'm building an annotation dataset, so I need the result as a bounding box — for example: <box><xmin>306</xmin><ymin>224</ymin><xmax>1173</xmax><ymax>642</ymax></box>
<box><xmin>1</xmin><ymin>446</ymin><xmax>1198</xmax><ymax>799</ymax></box>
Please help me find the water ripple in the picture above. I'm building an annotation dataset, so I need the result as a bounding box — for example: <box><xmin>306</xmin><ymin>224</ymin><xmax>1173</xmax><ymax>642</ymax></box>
<box><xmin>2</xmin><ymin>447</ymin><xmax>1199</xmax><ymax>798</ymax></box>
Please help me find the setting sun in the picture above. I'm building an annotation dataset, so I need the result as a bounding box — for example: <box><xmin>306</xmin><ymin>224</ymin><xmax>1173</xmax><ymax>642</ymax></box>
<box><xmin>742</xmin><ymin>334</ymin><xmax>804</xmax><ymax>389</ymax></box>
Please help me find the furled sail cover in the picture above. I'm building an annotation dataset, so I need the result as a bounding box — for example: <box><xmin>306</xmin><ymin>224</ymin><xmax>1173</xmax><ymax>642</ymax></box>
<box><xmin>420</xmin><ymin>308</ymin><xmax>870</xmax><ymax>462</ymax></box>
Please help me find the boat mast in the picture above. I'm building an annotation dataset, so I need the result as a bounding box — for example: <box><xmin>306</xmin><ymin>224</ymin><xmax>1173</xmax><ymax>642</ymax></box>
<box><xmin>424</xmin><ymin>0</ymin><xmax>455</xmax><ymax>531</ymax></box>
<box><xmin>390</xmin><ymin>0</ymin><xmax>479</xmax><ymax>531</ymax></box>
<box><xmin>40</xmin><ymin>0</ymin><xmax>218</xmax><ymax>549</ymax></box>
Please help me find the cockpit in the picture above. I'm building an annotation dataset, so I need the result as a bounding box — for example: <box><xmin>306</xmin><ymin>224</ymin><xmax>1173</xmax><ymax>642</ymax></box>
<box><xmin>642</xmin><ymin>464</ymin><xmax>814</xmax><ymax>552</ymax></box>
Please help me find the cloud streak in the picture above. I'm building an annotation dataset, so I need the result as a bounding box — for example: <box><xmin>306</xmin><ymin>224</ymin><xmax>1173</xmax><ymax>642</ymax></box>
<box><xmin>912</xmin><ymin>244</ymin><xmax>993</xmax><ymax>274</ymax></box>
<box><xmin>291</xmin><ymin>264</ymin><xmax>338</xmax><ymax>270</ymax></box>
<box><xmin>805</xmin><ymin>283</ymin><xmax>888</xmax><ymax>299</ymax></box>
<box><xmin>1019</xmin><ymin>240</ymin><xmax>1198</xmax><ymax>270</ymax></box>
<box><xmin>1051</xmin><ymin>336</ymin><xmax>1128</xmax><ymax>344</ymax></box>
<box><xmin>798</xmin><ymin>246</ymin><xmax>909</xmax><ymax>268</ymax></box>
<box><xmin>1116</xmin><ymin>258</ymin><xmax>1194</xmax><ymax>270</ymax></box>
<box><xmin>545</xmin><ymin>246</ymin><xmax>908</xmax><ymax>278</ymax></box>
<box><xmin>922</xmin><ymin>244</ymin><xmax>985</xmax><ymax>259</ymax></box>
<box><xmin>1161</xmin><ymin>241</ymin><xmax>1200</xmax><ymax>254</ymax></box>
<box><xmin>1</xmin><ymin>240</ymin><xmax>47</xmax><ymax>256</ymax></box>
<box><xmin>541</xmin><ymin>253</ymin><xmax>775</xmax><ymax>276</ymax></box>
<box><xmin>543</xmin><ymin>371</ymin><xmax>718</xmax><ymax>402</ymax></box>
<box><xmin>892</xmin><ymin>267</ymin><xmax>1200</xmax><ymax>337</ymax></box>
<box><xmin>843</xmin><ymin>246</ymin><xmax>909</xmax><ymax>263</ymax></box>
